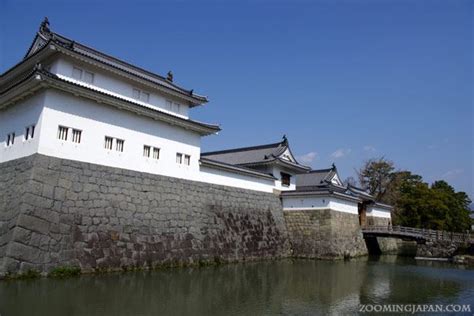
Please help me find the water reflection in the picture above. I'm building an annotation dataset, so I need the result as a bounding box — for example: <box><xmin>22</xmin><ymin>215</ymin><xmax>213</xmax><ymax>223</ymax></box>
<box><xmin>1</xmin><ymin>257</ymin><xmax>473</xmax><ymax>316</ymax></box>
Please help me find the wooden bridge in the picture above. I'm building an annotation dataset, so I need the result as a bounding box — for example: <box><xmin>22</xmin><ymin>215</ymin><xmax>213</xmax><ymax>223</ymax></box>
<box><xmin>362</xmin><ymin>225</ymin><xmax>474</xmax><ymax>244</ymax></box>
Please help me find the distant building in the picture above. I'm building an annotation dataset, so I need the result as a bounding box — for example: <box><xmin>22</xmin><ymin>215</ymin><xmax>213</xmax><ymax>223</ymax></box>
<box><xmin>202</xmin><ymin>136</ymin><xmax>310</xmax><ymax>191</ymax></box>
<box><xmin>282</xmin><ymin>165</ymin><xmax>392</xmax><ymax>225</ymax></box>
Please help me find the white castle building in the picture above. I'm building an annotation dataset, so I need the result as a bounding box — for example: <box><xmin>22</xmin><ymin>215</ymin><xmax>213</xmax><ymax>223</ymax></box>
<box><xmin>0</xmin><ymin>19</ymin><xmax>391</xmax><ymax>224</ymax></box>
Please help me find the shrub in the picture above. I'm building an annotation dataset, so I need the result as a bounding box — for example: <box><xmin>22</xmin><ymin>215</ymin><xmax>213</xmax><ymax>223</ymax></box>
<box><xmin>19</xmin><ymin>269</ymin><xmax>41</xmax><ymax>280</ymax></box>
<box><xmin>48</xmin><ymin>266</ymin><xmax>81</xmax><ymax>278</ymax></box>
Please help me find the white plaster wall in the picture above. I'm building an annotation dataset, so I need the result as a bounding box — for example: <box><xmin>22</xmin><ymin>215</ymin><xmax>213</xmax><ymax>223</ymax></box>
<box><xmin>282</xmin><ymin>195</ymin><xmax>359</xmax><ymax>215</ymax></box>
<box><xmin>367</xmin><ymin>206</ymin><xmax>392</xmax><ymax>219</ymax></box>
<box><xmin>329</xmin><ymin>198</ymin><xmax>359</xmax><ymax>215</ymax></box>
<box><xmin>330</xmin><ymin>173</ymin><xmax>343</xmax><ymax>186</ymax></box>
<box><xmin>34</xmin><ymin>90</ymin><xmax>276</xmax><ymax>192</ymax></box>
<box><xmin>0</xmin><ymin>89</ymin><xmax>280</xmax><ymax>193</ymax></box>
<box><xmin>280</xmin><ymin>148</ymin><xmax>294</xmax><ymax>162</ymax></box>
<box><xmin>38</xmin><ymin>90</ymin><xmax>201</xmax><ymax>180</ymax></box>
<box><xmin>283</xmin><ymin>196</ymin><xmax>330</xmax><ymax>210</ymax></box>
<box><xmin>50</xmin><ymin>57</ymin><xmax>190</xmax><ymax>118</ymax></box>
<box><xmin>272</xmin><ymin>166</ymin><xmax>296</xmax><ymax>191</ymax></box>
<box><xmin>199</xmin><ymin>166</ymin><xmax>275</xmax><ymax>193</ymax></box>
<box><xmin>0</xmin><ymin>93</ymin><xmax>45</xmax><ymax>163</ymax></box>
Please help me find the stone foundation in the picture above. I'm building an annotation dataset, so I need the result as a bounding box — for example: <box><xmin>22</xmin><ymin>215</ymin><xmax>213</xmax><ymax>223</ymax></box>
<box><xmin>0</xmin><ymin>154</ymin><xmax>291</xmax><ymax>275</ymax></box>
<box><xmin>367</xmin><ymin>217</ymin><xmax>399</xmax><ymax>254</ymax></box>
<box><xmin>283</xmin><ymin>209</ymin><xmax>368</xmax><ymax>259</ymax></box>
<box><xmin>376</xmin><ymin>238</ymin><xmax>400</xmax><ymax>254</ymax></box>
<box><xmin>416</xmin><ymin>240</ymin><xmax>470</xmax><ymax>258</ymax></box>
<box><xmin>1</xmin><ymin>154</ymin><xmax>408</xmax><ymax>276</ymax></box>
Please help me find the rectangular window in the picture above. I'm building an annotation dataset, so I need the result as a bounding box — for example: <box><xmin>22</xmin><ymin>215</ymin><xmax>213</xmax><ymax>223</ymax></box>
<box><xmin>184</xmin><ymin>154</ymin><xmax>190</xmax><ymax>166</ymax></box>
<box><xmin>104</xmin><ymin>136</ymin><xmax>113</xmax><ymax>150</ymax></box>
<box><xmin>72</xmin><ymin>66</ymin><xmax>94</xmax><ymax>84</ymax></box>
<box><xmin>72</xmin><ymin>129</ymin><xmax>82</xmax><ymax>143</ymax></box>
<box><xmin>72</xmin><ymin>67</ymin><xmax>83</xmax><ymax>80</ymax></box>
<box><xmin>84</xmin><ymin>71</ymin><xmax>94</xmax><ymax>84</ymax></box>
<box><xmin>176</xmin><ymin>153</ymin><xmax>182</xmax><ymax>164</ymax></box>
<box><xmin>281</xmin><ymin>172</ymin><xmax>291</xmax><ymax>187</ymax></box>
<box><xmin>141</xmin><ymin>92</ymin><xmax>150</xmax><ymax>103</ymax></box>
<box><xmin>166</xmin><ymin>100</ymin><xmax>172</xmax><ymax>110</ymax></box>
<box><xmin>173</xmin><ymin>103</ymin><xmax>181</xmax><ymax>113</ymax></box>
<box><xmin>153</xmin><ymin>147</ymin><xmax>160</xmax><ymax>160</ymax></box>
<box><xmin>133</xmin><ymin>88</ymin><xmax>140</xmax><ymax>100</ymax></box>
<box><xmin>116</xmin><ymin>139</ymin><xmax>124</xmax><ymax>152</ymax></box>
<box><xmin>57</xmin><ymin>126</ymin><xmax>68</xmax><ymax>141</ymax></box>
<box><xmin>143</xmin><ymin>145</ymin><xmax>151</xmax><ymax>157</ymax></box>
<box><xmin>6</xmin><ymin>132</ymin><xmax>15</xmax><ymax>146</ymax></box>
<box><xmin>132</xmin><ymin>88</ymin><xmax>150</xmax><ymax>103</ymax></box>
<box><xmin>25</xmin><ymin>125</ymin><xmax>35</xmax><ymax>140</ymax></box>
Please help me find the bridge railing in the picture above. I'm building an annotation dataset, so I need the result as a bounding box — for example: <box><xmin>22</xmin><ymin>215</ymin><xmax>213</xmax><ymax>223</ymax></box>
<box><xmin>361</xmin><ymin>225</ymin><xmax>473</xmax><ymax>243</ymax></box>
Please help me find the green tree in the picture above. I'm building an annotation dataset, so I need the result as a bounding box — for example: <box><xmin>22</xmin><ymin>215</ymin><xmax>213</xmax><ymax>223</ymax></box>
<box><xmin>357</xmin><ymin>159</ymin><xmax>472</xmax><ymax>232</ymax></box>
<box><xmin>396</xmin><ymin>180</ymin><xmax>472</xmax><ymax>232</ymax></box>
<box><xmin>430</xmin><ymin>181</ymin><xmax>471</xmax><ymax>232</ymax></box>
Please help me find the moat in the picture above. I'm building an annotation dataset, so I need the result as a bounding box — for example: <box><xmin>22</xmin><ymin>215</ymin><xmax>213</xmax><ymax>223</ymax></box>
<box><xmin>1</xmin><ymin>256</ymin><xmax>473</xmax><ymax>316</ymax></box>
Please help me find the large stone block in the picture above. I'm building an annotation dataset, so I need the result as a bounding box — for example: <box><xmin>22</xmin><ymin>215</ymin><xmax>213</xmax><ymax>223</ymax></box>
<box><xmin>16</xmin><ymin>214</ymin><xmax>50</xmax><ymax>235</ymax></box>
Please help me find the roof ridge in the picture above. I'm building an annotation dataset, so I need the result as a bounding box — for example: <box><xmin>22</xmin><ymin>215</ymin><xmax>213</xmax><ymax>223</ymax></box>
<box><xmin>202</xmin><ymin>140</ymin><xmax>285</xmax><ymax>156</ymax></box>
<box><xmin>1</xmin><ymin>66</ymin><xmax>220</xmax><ymax>134</ymax></box>
<box><xmin>20</xmin><ymin>18</ymin><xmax>207</xmax><ymax>103</ymax></box>
<box><xmin>347</xmin><ymin>184</ymin><xmax>367</xmax><ymax>191</ymax></box>
<box><xmin>306</xmin><ymin>167</ymin><xmax>333</xmax><ymax>174</ymax></box>
<box><xmin>200</xmin><ymin>157</ymin><xmax>276</xmax><ymax>179</ymax></box>
<box><xmin>48</xmin><ymin>31</ymin><xmax>204</xmax><ymax>98</ymax></box>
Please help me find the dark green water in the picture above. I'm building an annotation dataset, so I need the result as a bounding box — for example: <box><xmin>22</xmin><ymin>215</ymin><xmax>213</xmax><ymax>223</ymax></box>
<box><xmin>1</xmin><ymin>256</ymin><xmax>473</xmax><ymax>316</ymax></box>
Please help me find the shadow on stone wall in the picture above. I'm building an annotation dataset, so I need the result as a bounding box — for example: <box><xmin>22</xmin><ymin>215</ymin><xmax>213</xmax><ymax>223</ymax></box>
<box><xmin>283</xmin><ymin>209</ymin><xmax>368</xmax><ymax>259</ymax></box>
<box><xmin>0</xmin><ymin>155</ymin><xmax>291</xmax><ymax>275</ymax></box>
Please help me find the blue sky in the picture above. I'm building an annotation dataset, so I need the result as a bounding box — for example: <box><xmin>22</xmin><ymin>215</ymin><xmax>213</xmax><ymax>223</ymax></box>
<box><xmin>1</xmin><ymin>0</ymin><xmax>472</xmax><ymax>198</ymax></box>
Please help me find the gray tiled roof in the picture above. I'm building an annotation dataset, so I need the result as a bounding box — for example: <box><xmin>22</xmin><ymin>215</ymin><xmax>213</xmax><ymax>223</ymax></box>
<box><xmin>200</xmin><ymin>158</ymin><xmax>276</xmax><ymax>180</ymax></box>
<box><xmin>296</xmin><ymin>168</ymin><xmax>335</xmax><ymax>187</ymax></box>
<box><xmin>201</xmin><ymin>138</ymin><xmax>310</xmax><ymax>173</ymax></box>
<box><xmin>290</xmin><ymin>166</ymin><xmax>386</xmax><ymax>205</ymax></box>
<box><xmin>0</xmin><ymin>66</ymin><xmax>220</xmax><ymax>136</ymax></box>
<box><xmin>19</xmin><ymin>18</ymin><xmax>207</xmax><ymax>105</ymax></box>
<box><xmin>201</xmin><ymin>141</ymin><xmax>287</xmax><ymax>165</ymax></box>
<box><xmin>347</xmin><ymin>184</ymin><xmax>374</xmax><ymax>199</ymax></box>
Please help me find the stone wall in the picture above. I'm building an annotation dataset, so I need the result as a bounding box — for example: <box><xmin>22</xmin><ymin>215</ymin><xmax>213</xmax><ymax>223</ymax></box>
<box><xmin>366</xmin><ymin>216</ymin><xmax>390</xmax><ymax>227</ymax></box>
<box><xmin>0</xmin><ymin>156</ymin><xmax>36</xmax><ymax>273</ymax></box>
<box><xmin>416</xmin><ymin>240</ymin><xmax>471</xmax><ymax>258</ymax></box>
<box><xmin>283</xmin><ymin>209</ymin><xmax>368</xmax><ymax>259</ymax></box>
<box><xmin>0</xmin><ymin>154</ymin><xmax>291</xmax><ymax>275</ymax></box>
<box><xmin>367</xmin><ymin>217</ymin><xmax>399</xmax><ymax>254</ymax></box>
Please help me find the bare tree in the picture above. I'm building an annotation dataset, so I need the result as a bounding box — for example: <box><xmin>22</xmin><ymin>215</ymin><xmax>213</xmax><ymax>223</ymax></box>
<box><xmin>343</xmin><ymin>176</ymin><xmax>358</xmax><ymax>187</ymax></box>
<box><xmin>357</xmin><ymin>157</ymin><xmax>395</xmax><ymax>201</ymax></box>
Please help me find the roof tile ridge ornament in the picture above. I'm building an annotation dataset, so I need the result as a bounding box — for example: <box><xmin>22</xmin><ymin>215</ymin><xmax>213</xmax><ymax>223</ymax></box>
<box><xmin>39</xmin><ymin>17</ymin><xmax>51</xmax><ymax>35</ymax></box>
<box><xmin>166</xmin><ymin>71</ymin><xmax>173</xmax><ymax>82</ymax></box>
<box><xmin>33</xmin><ymin>63</ymin><xmax>45</xmax><ymax>81</ymax></box>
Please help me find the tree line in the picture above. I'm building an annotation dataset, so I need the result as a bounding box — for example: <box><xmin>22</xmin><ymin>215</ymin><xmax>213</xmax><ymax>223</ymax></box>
<box><xmin>349</xmin><ymin>158</ymin><xmax>472</xmax><ymax>233</ymax></box>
